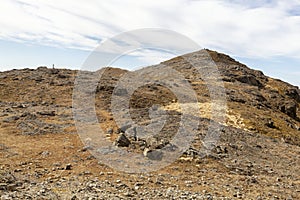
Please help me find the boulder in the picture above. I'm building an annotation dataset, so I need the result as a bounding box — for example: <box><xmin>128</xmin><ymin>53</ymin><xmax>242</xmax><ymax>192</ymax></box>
<box><xmin>114</xmin><ymin>133</ymin><xmax>131</xmax><ymax>147</ymax></box>
<box><xmin>143</xmin><ymin>148</ymin><xmax>163</xmax><ymax>160</ymax></box>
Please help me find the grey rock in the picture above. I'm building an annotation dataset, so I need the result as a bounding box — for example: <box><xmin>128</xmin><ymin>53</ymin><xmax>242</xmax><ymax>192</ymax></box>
<box><xmin>0</xmin><ymin>183</ymin><xmax>7</xmax><ymax>190</ymax></box>
<box><xmin>37</xmin><ymin>111</ymin><xmax>56</xmax><ymax>116</ymax></box>
<box><xmin>143</xmin><ymin>148</ymin><xmax>163</xmax><ymax>160</ymax></box>
<box><xmin>3</xmin><ymin>116</ymin><xmax>19</xmax><ymax>123</ymax></box>
<box><xmin>114</xmin><ymin>133</ymin><xmax>131</xmax><ymax>147</ymax></box>
<box><xmin>106</xmin><ymin>128</ymin><xmax>113</xmax><ymax>135</ymax></box>
<box><xmin>118</xmin><ymin>124</ymin><xmax>132</xmax><ymax>133</ymax></box>
<box><xmin>114</xmin><ymin>88</ymin><xmax>128</xmax><ymax>96</ymax></box>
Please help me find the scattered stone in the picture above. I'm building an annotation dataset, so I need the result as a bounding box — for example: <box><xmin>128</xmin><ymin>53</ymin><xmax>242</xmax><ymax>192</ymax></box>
<box><xmin>40</xmin><ymin>151</ymin><xmax>51</xmax><ymax>157</ymax></box>
<box><xmin>0</xmin><ymin>183</ymin><xmax>7</xmax><ymax>190</ymax></box>
<box><xmin>114</xmin><ymin>133</ymin><xmax>131</xmax><ymax>147</ymax></box>
<box><xmin>53</xmin><ymin>162</ymin><xmax>61</xmax><ymax>167</ymax></box>
<box><xmin>20</xmin><ymin>112</ymin><xmax>37</xmax><ymax>119</ymax></box>
<box><xmin>143</xmin><ymin>148</ymin><xmax>163</xmax><ymax>160</ymax></box>
<box><xmin>37</xmin><ymin>111</ymin><xmax>56</xmax><ymax>116</ymax></box>
<box><xmin>3</xmin><ymin>116</ymin><xmax>19</xmax><ymax>123</ymax></box>
<box><xmin>57</xmin><ymin>74</ymin><xmax>69</xmax><ymax>79</ymax></box>
<box><xmin>65</xmin><ymin>164</ymin><xmax>72</xmax><ymax>170</ymax></box>
<box><xmin>86</xmin><ymin>155</ymin><xmax>95</xmax><ymax>160</ymax></box>
<box><xmin>265</xmin><ymin>120</ymin><xmax>276</xmax><ymax>128</ymax></box>
<box><xmin>83</xmin><ymin>171</ymin><xmax>91</xmax><ymax>175</ymax></box>
<box><xmin>215</xmin><ymin>145</ymin><xmax>228</xmax><ymax>154</ymax></box>
<box><xmin>114</xmin><ymin>88</ymin><xmax>128</xmax><ymax>96</ymax></box>
<box><xmin>118</xmin><ymin>124</ymin><xmax>132</xmax><ymax>133</ymax></box>
<box><xmin>81</xmin><ymin>145</ymin><xmax>93</xmax><ymax>152</ymax></box>
<box><xmin>106</xmin><ymin>128</ymin><xmax>113</xmax><ymax>135</ymax></box>
<box><xmin>71</xmin><ymin>195</ymin><xmax>79</xmax><ymax>200</ymax></box>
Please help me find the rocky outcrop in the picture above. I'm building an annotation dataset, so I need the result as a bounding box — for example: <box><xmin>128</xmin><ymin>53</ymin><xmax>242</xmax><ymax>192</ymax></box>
<box><xmin>235</xmin><ymin>75</ymin><xmax>263</xmax><ymax>87</ymax></box>
<box><xmin>280</xmin><ymin>101</ymin><xmax>298</xmax><ymax>120</ymax></box>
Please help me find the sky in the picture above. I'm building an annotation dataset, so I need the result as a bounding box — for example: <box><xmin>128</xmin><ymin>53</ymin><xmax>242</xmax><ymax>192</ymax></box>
<box><xmin>0</xmin><ymin>0</ymin><xmax>299</xmax><ymax>86</ymax></box>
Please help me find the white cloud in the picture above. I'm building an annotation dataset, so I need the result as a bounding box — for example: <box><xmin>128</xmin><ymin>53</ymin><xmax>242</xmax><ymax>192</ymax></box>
<box><xmin>0</xmin><ymin>0</ymin><xmax>300</xmax><ymax>62</ymax></box>
<box><xmin>131</xmin><ymin>49</ymin><xmax>176</xmax><ymax>66</ymax></box>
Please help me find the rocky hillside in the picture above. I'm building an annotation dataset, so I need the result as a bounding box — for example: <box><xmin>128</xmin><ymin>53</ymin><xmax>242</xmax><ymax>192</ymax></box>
<box><xmin>0</xmin><ymin>49</ymin><xmax>299</xmax><ymax>199</ymax></box>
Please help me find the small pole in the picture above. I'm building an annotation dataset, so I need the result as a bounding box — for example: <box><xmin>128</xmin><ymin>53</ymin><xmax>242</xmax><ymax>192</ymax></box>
<box><xmin>52</xmin><ymin>64</ymin><xmax>54</xmax><ymax>69</ymax></box>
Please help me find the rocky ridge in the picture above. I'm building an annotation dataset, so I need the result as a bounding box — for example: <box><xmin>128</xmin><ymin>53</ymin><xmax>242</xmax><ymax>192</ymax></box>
<box><xmin>0</xmin><ymin>49</ymin><xmax>299</xmax><ymax>199</ymax></box>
